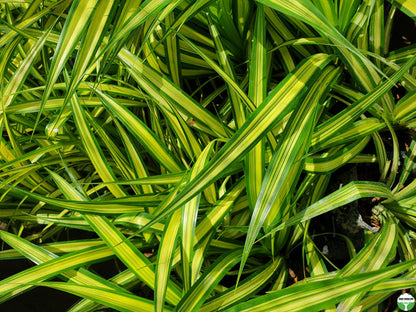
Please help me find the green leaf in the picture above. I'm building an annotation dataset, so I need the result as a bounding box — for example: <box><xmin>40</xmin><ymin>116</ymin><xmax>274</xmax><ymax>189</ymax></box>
<box><xmin>35</xmin><ymin>0</ymin><xmax>99</xmax><ymax>130</ymax></box>
<box><xmin>0</xmin><ymin>239</ymin><xmax>105</xmax><ymax>259</ymax></box>
<box><xmin>310</xmin><ymin>118</ymin><xmax>385</xmax><ymax>151</ymax></box>
<box><xmin>394</xmin><ymin>87</ymin><xmax>416</xmax><ymax>122</ymax></box>
<box><xmin>199</xmin><ymin>257</ymin><xmax>283</xmax><ymax>312</ymax></box>
<box><xmin>305</xmin><ymin>136</ymin><xmax>371</xmax><ymax>173</ymax></box>
<box><xmin>101</xmin><ymin>0</ymin><xmax>175</xmax><ymax>62</ymax></box>
<box><xmin>155</xmin><ymin>208</ymin><xmax>182</xmax><ymax>312</ymax></box>
<box><xmin>336</xmin><ymin>211</ymin><xmax>398</xmax><ymax>310</ymax></box>
<box><xmin>39</xmin><ymin>282</ymin><xmax>172</xmax><ymax>312</ymax></box>
<box><xmin>2</xmin><ymin>21</ymin><xmax>55</xmax><ymax>109</ymax></box>
<box><xmin>70</xmin><ymin>88</ymin><xmax>127</xmax><ymax>198</ymax></box>
<box><xmin>207</xmin><ymin>14</ymin><xmax>246</xmax><ymax>128</ymax></box>
<box><xmin>90</xmin><ymin>86</ymin><xmax>184</xmax><ymax>173</ymax></box>
<box><xmin>0</xmin><ymin>231</ymin><xmax>132</xmax><ymax>302</ymax></box>
<box><xmin>118</xmin><ymin>48</ymin><xmax>230</xmax><ymax>138</ymax></box>
<box><xmin>0</xmin><ymin>236</ymin><xmax>115</xmax><ymax>303</ymax></box>
<box><xmin>264</xmin><ymin>181</ymin><xmax>394</xmax><ymax>238</ymax></box>
<box><xmin>313</xmin><ymin>54</ymin><xmax>416</xmax><ymax>144</ymax></box>
<box><xmin>145</xmin><ymin>53</ymin><xmax>333</xmax><ymax>231</ymax></box>
<box><xmin>64</xmin><ymin>0</ymin><xmax>115</xmax><ymax>108</ymax></box>
<box><xmin>388</xmin><ymin>0</ymin><xmax>416</xmax><ymax>20</ymax></box>
<box><xmin>47</xmin><ymin>170</ymin><xmax>182</xmax><ymax>305</ymax></box>
<box><xmin>395</xmin><ymin>139</ymin><xmax>416</xmax><ymax>191</ymax></box>
<box><xmin>0</xmin><ymin>183</ymin><xmax>160</xmax><ymax>214</ymax></box>
<box><xmin>83</xmin><ymin>214</ymin><xmax>181</xmax><ymax>305</ymax></box>
<box><xmin>0</xmin><ymin>1</ymin><xmax>60</xmax><ymax>48</ymax></box>
<box><xmin>246</xmin><ymin>3</ymin><xmax>267</xmax><ymax>211</ymax></box>
<box><xmin>224</xmin><ymin>260</ymin><xmax>416</xmax><ymax>312</ymax></box>
<box><xmin>176</xmin><ymin>248</ymin><xmax>263</xmax><ymax>312</ymax></box>
<box><xmin>239</xmin><ymin>65</ymin><xmax>340</xmax><ymax>283</ymax></box>
<box><xmin>181</xmin><ymin>142</ymin><xmax>215</xmax><ymax>291</ymax></box>
<box><xmin>258</xmin><ymin>0</ymin><xmax>382</xmax><ymax>93</ymax></box>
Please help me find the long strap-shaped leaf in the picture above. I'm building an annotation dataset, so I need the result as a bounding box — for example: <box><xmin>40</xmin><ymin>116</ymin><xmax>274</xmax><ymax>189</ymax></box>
<box><xmin>199</xmin><ymin>257</ymin><xmax>283</xmax><ymax>312</ymax></box>
<box><xmin>395</xmin><ymin>139</ymin><xmax>416</xmax><ymax>191</ymax></box>
<box><xmin>164</xmin><ymin>10</ymin><xmax>182</xmax><ymax>87</ymax></box>
<box><xmin>1</xmin><ymin>35</ymin><xmax>54</xmax><ymax>190</ymax></box>
<box><xmin>0</xmin><ymin>184</ymin><xmax>160</xmax><ymax>214</ymax></box>
<box><xmin>38</xmin><ymin>282</ymin><xmax>172</xmax><ymax>312</ymax></box>
<box><xmin>263</xmin><ymin>181</ymin><xmax>394</xmax><ymax>239</ymax></box>
<box><xmin>257</xmin><ymin>0</ymin><xmax>381</xmax><ymax>96</ymax></box>
<box><xmin>155</xmin><ymin>142</ymin><xmax>214</xmax><ymax>312</ymax></box>
<box><xmin>2</xmin><ymin>20</ymin><xmax>55</xmax><ymax>109</ymax></box>
<box><xmin>66</xmin><ymin>269</ymin><xmax>141</xmax><ymax>311</ymax></box>
<box><xmin>176</xmin><ymin>31</ymin><xmax>256</xmax><ymax>113</ymax></box>
<box><xmin>63</xmin><ymin>0</ymin><xmax>115</xmax><ymax>109</ymax></box>
<box><xmin>35</xmin><ymin>0</ymin><xmax>99</xmax><ymax>131</ymax></box>
<box><xmin>264</xmin><ymin>65</ymin><xmax>341</xmax><ymax>230</ymax></box>
<box><xmin>0</xmin><ymin>143</ymin><xmax>62</xmax><ymax>171</ymax></box>
<box><xmin>239</xmin><ymin>65</ymin><xmax>340</xmax><ymax>282</ymax></box>
<box><xmin>48</xmin><ymin>171</ymin><xmax>182</xmax><ymax>305</ymax></box>
<box><xmin>91</xmin><ymin>86</ymin><xmax>183</xmax><ymax>173</ymax></box>
<box><xmin>98</xmin><ymin>0</ymin><xmax>176</xmax><ymax>69</ymax></box>
<box><xmin>0</xmin><ymin>97</ymin><xmax>143</xmax><ymax>115</ymax></box>
<box><xmin>144</xmin><ymin>53</ymin><xmax>333</xmax><ymax>230</ymax></box>
<box><xmin>223</xmin><ymin>260</ymin><xmax>416</xmax><ymax>312</ymax></box>
<box><xmin>70</xmin><ymin>89</ymin><xmax>127</xmax><ymax>197</ymax></box>
<box><xmin>207</xmin><ymin>14</ymin><xmax>246</xmax><ymax>129</ymax></box>
<box><xmin>0</xmin><ymin>240</ymin><xmax>114</xmax><ymax>303</ymax></box>
<box><xmin>0</xmin><ymin>231</ymin><xmax>130</xmax><ymax>302</ymax></box>
<box><xmin>394</xmin><ymin>87</ymin><xmax>416</xmax><ymax>122</ymax></box>
<box><xmin>175</xmin><ymin>248</ymin><xmax>262</xmax><ymax>312</ymax></box>
<box><xmin>0</xmin><ymin>239</ymin><xmax>106</xmax><ymax>259</ymax></box>
<box><xmin>312</xmin><ymin>54</ymin><xmax>416</xmax><ymax>145</ymax></box>
<box><xmin>155</xmin><ymin>209</ymin><xmax>181</xmax><ymax>312</ymax></box>
<box><xmin>310</xmin><ymin>117</ymin><xmax>384</xmax><ymax>151</ymax></box>
<box><xmin>0</xmin><ymin>1</ymin><xmax>62</xmax><ymax>48</ymax></box>
<box><xmin>118</xmin><ymin>48</ymin><xmax>229</xmax><ymax>138</ymax></box>
<box><xmin>181</xmin><ymin>142</ymin><xmax>214</xmax><ymax>291</ymax></box>
<box><xmin>83</xmin><ymin>214</ymin><xmax>181</xmax><ymax>306</ymax></box>
<box><xmin>305</xmin><ymin>136</ymin><xmax>370</xmax><ymax>173</ymax></box>
<box><xmin>171</xmin><ymin>178</ymin><xmax>246</xmax><ymax>267</ymax></box>
<box><xmin>335</xmin><ymin>211</ymin><xmax>398</xmax><ymax>310</ymax></box>
<box><xmin>246</xmin><ymin>4</ymin><xmax>267</xmax><ymax>211</ymax></box>
<box><xmin>388</xmin><ymin>0</ymin><xmax>416</xmax><ymax>20</ymax></box>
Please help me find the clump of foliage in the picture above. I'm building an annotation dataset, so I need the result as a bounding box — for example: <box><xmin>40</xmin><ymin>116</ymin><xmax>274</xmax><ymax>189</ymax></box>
<box><xmin>1</xmin><ymin>0</ymin><xmax>416</xmax><ymax>311</ymax></box>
